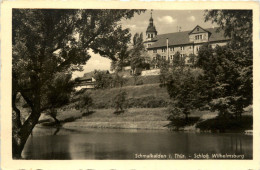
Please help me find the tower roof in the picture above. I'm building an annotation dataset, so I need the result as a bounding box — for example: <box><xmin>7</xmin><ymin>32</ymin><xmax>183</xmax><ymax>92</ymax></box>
<box><xmin>146</xmin><ymin>25</ymin><xmax>157</xmax><ymax>32</ymax></box>
<box><xmin>146</xmin><ymin>10</ymin><xmax>157</xmax><ymax>33</ymax></box>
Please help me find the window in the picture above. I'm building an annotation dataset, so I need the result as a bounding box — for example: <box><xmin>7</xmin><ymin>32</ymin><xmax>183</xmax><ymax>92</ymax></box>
<box><xmin>153</xmin><ymin>49</ymin><xmax>157</xmax><ymax>53</ymax></box>
<box><xmin>162</xmin><ymin>48</ymin><xmax>166</xmax><ymax>53</ymax></box>
<box><xmin>151</xmin><ymin>34</ymin><xmax>153</xmax><ymax>38</ymax></box>
<box><xmin>195</xmin><ymin>35</ymin><xmax>203</xmax><ymax>40</ymax></box>
<box><xmin>170</xmin><ymin>47</ymin><xmax>174</xmax><ymax>51</ymax></box>
<box><xmin>170</xmin><ymin>55</ymin><xmax>173</xmax><ymax>60</ymax></box>
<box><xmin>148</xmin><ymin>34</ymin><xmax>150</xmax><ymax>38</ymax></box>
<box><xmin>196</xmin><ymin>46</ymin><xmax>200</xmax><ymax>52</ymax></box>
<box><xmin>161</xmin><ymin>56</ymin><xmax>166</xmax><ymax>60</ymax></box>
<box><xmin>197</xmin><ymin>27</ymin><xmax>199</xmax><ymax>31</ymax></box>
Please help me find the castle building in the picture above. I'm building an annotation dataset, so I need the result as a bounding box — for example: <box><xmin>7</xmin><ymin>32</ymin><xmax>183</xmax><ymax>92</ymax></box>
<box><xmin>144</xmin><ymin>11</ymin><xmax>230</xmax><ymax>65</ymax></box>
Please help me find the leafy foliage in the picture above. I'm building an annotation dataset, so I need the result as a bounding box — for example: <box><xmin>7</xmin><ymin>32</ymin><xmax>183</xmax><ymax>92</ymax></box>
<box><xmin>93</xmin><ymin>70</ymin><xmax>112</xmax><ymax>89</ymax></box>
<box><xmin>197</xmin><ymin>44</ymin><xmax>251</xmax><ymax>118</ymax></box>
<box><xmin>196</xmin><ymin>10</ymin><xmax>252</xmax><ymax>119</ymax></box>
<box><xmin>151</xmin><ymin>54</ymin><xmax>172</xmax><ymax>87</ymax></box>
<box><xmin>111</xmin><ymin>74</ymin><xmax>127</xmax><ymax>88</ymax></box>
<box><xmin>113</xmin><ymin>91</ymin><xmax>127</xmax><ymax>115</ymax></box>
<box><xmin>78</xmin><ymin>93</ymin><xmax>93</xmax><ymax>115</ymax></box>
<box><xmin>129</xmin><ymin>33</ymin><xmax>150</xmax><ymax>75</ymax></box>
<box><xmin>12</xmin><ymin>9</ymin><xmax>144</xmax><ymax>158</ymax></box>
<box><xmin>205</xmin><ymin>10</ymin><xmax>252</xmax><ymax>62</ymax></box>
<box><xmin>196</xmin><ymin>115</ymin><xmax>253</xmax><ymax>132</ymax></box>
<box><xmin>172</xmin><ymin>52</ymin><xmax>186</xmax><ymax>67</ymax></box>
<box><xmin>45</xmin><ymin>73</ymin><xmax>74</xmax><ymax>123</ymax></box>
<box><xmin>166</xmin><ymin>67</ymin><xmax>204</xmax><ymax>122</ymax></box>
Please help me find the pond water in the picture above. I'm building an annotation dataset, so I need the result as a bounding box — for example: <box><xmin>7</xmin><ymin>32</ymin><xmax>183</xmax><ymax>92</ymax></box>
<box><xmin>22</xmin><ymin>126</ymin><xmax>252</xmax><ymax>160</ymax></box>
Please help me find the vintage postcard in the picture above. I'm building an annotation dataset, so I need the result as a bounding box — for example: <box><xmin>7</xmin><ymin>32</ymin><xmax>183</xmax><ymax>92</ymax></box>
<box><xmin>1</xmin><ymin>1</ymin><xmax>260</xmax><ymax>170</ymax></box>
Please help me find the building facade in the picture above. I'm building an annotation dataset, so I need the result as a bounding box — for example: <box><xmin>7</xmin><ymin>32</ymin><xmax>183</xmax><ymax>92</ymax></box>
<box><xmin>143</xmin><ymin>13</ymin><xmax>230</xmax><ymax>66</ymax></box>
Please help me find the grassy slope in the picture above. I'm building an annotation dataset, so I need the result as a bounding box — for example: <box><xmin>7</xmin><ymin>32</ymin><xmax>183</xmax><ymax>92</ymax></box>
<box><xmin>92</xmin><ymin>83</ymin><xmax>168</xmax><ymax>102</ymax></box>
<box><xmin>62</xmin><ymin>108</ymin><xmax>171</xmax><ymax>130</ymax></box>
<box><xmin>38</xmin><ymin>81</ymin><xmax>220</xmax><ymax>130</ymax></box>
<box><xmin>68</xmin><ymin>83</ymin><xmax>170</xmax><ymax>109</ymax></box>
<box><xmin>124</xmin><ymin>75</ymin><xmax>161</xmax><ymax>86</ymax></box>
<box><xmin>34</xmin><ymin>73</ymin><xmax>253</xmax><ymax>131</ymax></box>
<box><xmin>38</xmin><ymin>83</ymin><xmax>172</xmax><ymax>129</ymax></box>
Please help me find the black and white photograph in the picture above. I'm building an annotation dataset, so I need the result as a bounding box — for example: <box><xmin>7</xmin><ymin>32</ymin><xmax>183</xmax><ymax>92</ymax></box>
<box><xmin>1</xmin><ymin>1</ymin><xmax>260</xmax><ymax>170</ymax></box>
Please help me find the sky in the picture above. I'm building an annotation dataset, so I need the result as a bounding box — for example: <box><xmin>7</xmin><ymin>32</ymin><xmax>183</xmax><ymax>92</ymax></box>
<box><xmin>72</xmin><ymin>10</ymin><xmax>218</xmax><ymax>79</ymax></box>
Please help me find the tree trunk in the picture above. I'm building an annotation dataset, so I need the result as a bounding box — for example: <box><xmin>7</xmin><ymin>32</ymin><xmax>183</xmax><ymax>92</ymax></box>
<box><xmin>52</xmin><ymin>115</ymin><xmax>60</xmax><ymax>124</ymax></box>
<box><xmin>12</xmin><ymin>92</ymin><xmax>22</xmax><ymax>158</ymax></box>
<box><xmin>12</xmin><ymin>89</ymin><xmax>41</xmax><ymax>159</ymax></box>
<box><xmin>12</xmin><ymin>109</ymin><xmax>41</xmax><ymax>159</ymax></box>
<box><xmin>185</xmin><ymin>113</ymin><xmax>189</xmax><ymax>123</ymax></box>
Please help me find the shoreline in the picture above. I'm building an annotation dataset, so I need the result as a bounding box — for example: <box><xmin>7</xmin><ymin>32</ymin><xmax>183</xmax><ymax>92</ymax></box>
<box><xmin>37</xmin><ymin>107</ymin><xmax>253</xmax><ymax>134</ymax></box>
<box><xmin>37</xmin><ymin>120</ymin><xmax>252</xmax><ymax>134</ymax></box>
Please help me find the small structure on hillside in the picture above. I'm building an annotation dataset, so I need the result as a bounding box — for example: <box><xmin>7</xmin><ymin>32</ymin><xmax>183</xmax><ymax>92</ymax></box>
<box><xmin>74</xmin><ymin>70</ymin><xmax>110</xmax><ymax>91</ymax></box>
<box><xmin>141</xmin><ymin>69</ymin><xmax>160</xmax><ymax>76</ymax></box>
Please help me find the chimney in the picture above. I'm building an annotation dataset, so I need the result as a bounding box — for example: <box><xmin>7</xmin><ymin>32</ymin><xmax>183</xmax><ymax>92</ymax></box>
<box><xmin>166</xmin><ymin>38</ymin><xmax>169</xmax><ymax>60</ymax></box>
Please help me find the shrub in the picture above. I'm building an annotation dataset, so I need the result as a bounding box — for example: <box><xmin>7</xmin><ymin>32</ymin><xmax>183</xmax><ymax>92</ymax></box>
<box><xmin>196</xmin><ymin>115</ymin><xmax>253</xmax><ymax>132</ymax></box>
<box><xmin>113</xmin><ymin>91</ymin><xmax>127</xmax><ymax>115</ymax></box>
<box><xmin>135</xmin><ymin>79</ymin><xmax>143</xmax><ymax>86</ymax></box>
<box><xmin>78</xmin><ymin>93</ymin><xmax>93</xmax><ymax>115</ymax></box>
<box><xmin>167</xmin><ymin>117</ymin><xmax>200</xmax><ymax>130</ymax></box>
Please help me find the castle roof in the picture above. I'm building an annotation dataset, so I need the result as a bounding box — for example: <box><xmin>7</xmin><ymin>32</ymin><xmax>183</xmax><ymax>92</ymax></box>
<box><xmin>147</xmin><ymin>27</ymin><xmax>230</xmax><ymax>49</ymax></box>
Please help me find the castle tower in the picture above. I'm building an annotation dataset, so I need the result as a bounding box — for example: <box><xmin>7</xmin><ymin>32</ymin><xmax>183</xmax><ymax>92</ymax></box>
<box><xmin>146</xmin><ymin>10</ymin><xmax>157</xmax><ymax>41</ymax></box>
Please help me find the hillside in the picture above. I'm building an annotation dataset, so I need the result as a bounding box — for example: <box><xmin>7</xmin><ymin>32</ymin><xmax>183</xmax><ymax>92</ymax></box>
<box><xmin>62</xmin><ymin>108</ymin><xmax>171</xmax><ymax>130</ymax></box>
<box><xmin>123</xmin><ymin>75</ymin><xmax>161</xmax><ymax>86</ymax></box>
<box><xmin>71</xmin><ymin>83</ymin><xmax>170</xmax><ymax>109</ymax></box>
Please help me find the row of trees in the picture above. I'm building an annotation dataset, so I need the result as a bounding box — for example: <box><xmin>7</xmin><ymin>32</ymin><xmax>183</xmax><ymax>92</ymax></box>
<box><xmin>78</xmin><ymin>91</ymin><xmax>127</xmax><ymax>116</ymax></box>
<box><xmin>12</xmin><ymin>9</ymin><xmax>145</xmax><ymax>158</ymax></box>
<box><xmin>93</xmin><ymin>70</ymin><xmax>127</xmax><ymax>89</ymax></box>
<box><xmin>111</xmin><ymin>32</ymin><xmax>150</xmax><ymax>75</ymax></box>
<box><xmin>165</xmin><ymin>10</ymin><xmax>252</xmax><ymax>127</ymax></box>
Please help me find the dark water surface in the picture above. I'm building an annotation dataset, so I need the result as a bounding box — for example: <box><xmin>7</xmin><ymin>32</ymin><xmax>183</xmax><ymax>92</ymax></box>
<box><xmin>22</xmin><ymin>126</ymin><xmax>252</xmax><ymax>160</ymax></box>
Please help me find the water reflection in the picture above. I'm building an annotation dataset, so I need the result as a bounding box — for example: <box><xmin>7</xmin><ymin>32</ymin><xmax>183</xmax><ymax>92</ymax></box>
<box><xmin>22</xmin><ymin>127</ymin><xmax>253</xmax><ymax>160</ymax></box>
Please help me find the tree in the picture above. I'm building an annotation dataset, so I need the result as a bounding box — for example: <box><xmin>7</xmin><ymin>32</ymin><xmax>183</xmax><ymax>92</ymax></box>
<box><xmin>113</xmin><ymin>91</ymin><xmax>127</xmax><ymax>115</ymax></box>
<box><xmin>201</xmin><ymin>10</ymin><xmax>253</xmax><ymax>119</ymax></box>
<box><xmin>172</xmin><ymin>52</ymin><xmax>185</xmax><ymax>67</ymax></box>
<box><xmin>166</xmin><ymin>67</ymin><xmax>204</xmax><ymax>122</ymax></box>
<box><xmin>45</xmin><ymin>72</ymin><xmax>74</xmax><ymax>124</ymax></box>
<box><xmin>93</xmin><ymin>70</ymin><xmax>112</xmax><ymax>89</ymax></box>
<box><xmin>129</xmin><ymin>33</ymin><xmax>149</xmax><ymax>75</ymax></box>
<box><xmin>205</xmin><ymin>10</ymin><xmax>252</xmax><ymax>63</ymax></box>
<box><xmin>112</xmin><ymin>73</ymin><xmax>127</xmax><ymax>88</ymax></box>
<box><xmin>158</xmin><ymin>57</ymin><xmax>171</xmax><ymax>86</ymax></box>
<box><xmin>110</xmin><ymin>45</ymin><xmax>131</xmax><ymax>72</ymax></box>
<box><xmin>197</xmin><ymin>44</ymin><xmax>247</xmax><ymax>119</ymax></box>
<box><xmin>12</xmin><ymin>9</ymin><xmax>144</xmax><ymax>158</ymax></box>
<box><xmin>150</xmin><ymin>54</ymin><xmax>166</xmax><ymax>68</ymax></box>
<box><xmin>188</xmin><ymin>53</ymin><xmax>196</xmax><ymax>66</ymax></box>
<box><xmin>78</xmin><ymin>93</ymin><xmax>93</xmax><ymax>115</ymax></box>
